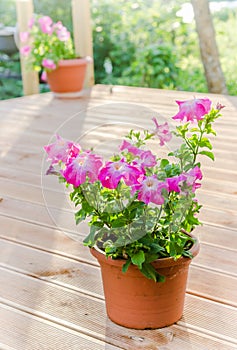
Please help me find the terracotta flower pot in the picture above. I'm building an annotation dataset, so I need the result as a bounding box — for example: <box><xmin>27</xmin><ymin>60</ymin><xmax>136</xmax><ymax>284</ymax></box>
<box><xmin>46</xmin><ymin>58</ymin><xmax>88</xmax><ymax>98</ymax></box>
<box><xmin>90</xmin><ymin>235</ymin><xmax>200</xmax><ymax>329</ymax></box>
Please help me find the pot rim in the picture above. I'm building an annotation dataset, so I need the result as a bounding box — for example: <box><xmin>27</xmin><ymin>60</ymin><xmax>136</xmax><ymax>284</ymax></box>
<box><xmin>58</xmin><ymin>56</ymin><xmax>92</xmax><ymax>67</ymax></box>
<box><xmin>90</xmin><ymin>232</ymin><xmax>200</xmax><ymax>269</ymax></box>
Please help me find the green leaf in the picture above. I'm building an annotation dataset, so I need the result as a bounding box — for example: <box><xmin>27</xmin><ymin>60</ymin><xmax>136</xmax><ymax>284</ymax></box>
<box><xmin>131</xmin><ymin>250</ymin><xmax>145</xmax><ymax>269</ymax></box>
<box><xmin>122</xmin><ymin>259</ymin><xmax>131</xmax><ymax>273</ymax></box>
<box><xmin>160</xmin><ymin>158</ymin><xmax>169</xmax><ymax>168</ymax></box>
<box><xmin>140</xmin><ymin>263</ymin><xmax>165</xmax><ymax>282</ymax></box>
<box><xmin>82</xmin><ymin>200</ymin><xmax>94</xmax><ymax>213</ymax></box>
<box><xmin>199</xmin><ymin>150</ymin><xmax>215</xmax><ymax>161</ymax></box>
<box><xmin>75</xmin><ymin>208</ymin><xmax>86</xmax><ymax>225</ymax></box>
<box><xmin>83</xmin><ymin>226</ymin><xmax>99</xmax><ymax>246</ymax></box>
<box><xmin>111</xmin><ymin>217</ymin><xmax>128</xmax><ymax>228</ymax></box>
<box><xmin>199</xmin><ymin>138</ymin><xmax>212</xmax><ymax>150</ymax></box>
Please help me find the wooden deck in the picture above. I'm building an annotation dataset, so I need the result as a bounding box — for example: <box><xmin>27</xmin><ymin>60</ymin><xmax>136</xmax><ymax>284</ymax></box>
<box><xmin>0</xmin><ymin>85</ymin><xmax>237</xmax><ymax>350</ymax></box>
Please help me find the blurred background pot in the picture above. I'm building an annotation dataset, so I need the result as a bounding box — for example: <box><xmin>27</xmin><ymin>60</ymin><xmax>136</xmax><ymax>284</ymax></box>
<box><xmin>46</xmin><ymin>57</ymin><xmax>88</xmax><ymax>98</ymax></box>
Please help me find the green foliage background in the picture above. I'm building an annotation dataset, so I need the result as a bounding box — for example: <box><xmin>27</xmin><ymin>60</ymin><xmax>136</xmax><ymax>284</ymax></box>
<box><xmin>0</xmin><ymin>0</ymin><xmax>237</xmax><ymax>99</ymax></box>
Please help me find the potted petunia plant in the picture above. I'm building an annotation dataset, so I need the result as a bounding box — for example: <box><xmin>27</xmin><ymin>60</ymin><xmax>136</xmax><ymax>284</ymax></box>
<box><xmin>44</xmin><ymin>98</ymin><xmax>223</xmax><ymax>329</ymax></box>
<box><xmin>20</xmin><ymin>15</ymin><xmax>90</xmax><ymax>96</ymax></box>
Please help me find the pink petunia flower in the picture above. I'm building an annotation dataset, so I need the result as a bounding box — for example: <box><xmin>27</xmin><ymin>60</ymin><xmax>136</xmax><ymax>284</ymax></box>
<box><xmin>133</xmin><ymin>175</ymin><xmax>168</xmax><ymax>205</ymax></box>
<box><xmin>41</xmin><ymin>70</ymin><xmax>47</xmax><ymax>82</ymax></box>
<box><xmin>28</xmin><ymin>17</ymin><xmax>35</xmax><ymax>29</ymax></box>
<box><xmin>152</xmin><ymin>118</ymin><xmax>172</xmax><ymax>146</ymax></box>
<box><xmin>216</xmin><ymin>102</ymin><xmax>225</xmax><ymax>111</ymax></box>
<box><xmin>38</xmin><ymin>16</ymin><xmax>53</xmax><ymax>34</ymax></box>
<box><xmin>172</xmin><ymin>98</ymin><xmax>212</xmax><ymax>122</ymax></box>
<box><xmin>98</xmin><ymin>159</ymin><xmax>143</xmax><ymax>189</ymax></box>
<box><xmin>185</xmin><ymin>166</ymin><xmax>203</xmax><ymax>191</ymax></box>
<box><xmin>53</xmin><ymin>21</ymin><xmax>63</xmax><ymax>30</ymax></box>
<box><xmin>44</xmin><ymin>134</ymin><xmax>74</xmax><ymax>165</ymax></box>
<box><xmin>133</xmin><ymin>150</ymin><xmax>157</xmax><ymax>170</ymax></box>
<box><xmin>167</xmin><ymin>166</ymin><xmax>202</xmax><ymax>194</ymax></box>
<box><xmin>57</xmin><ymin>27</ymin><xmax>71</xmax><ymax>41</ymax></box>
<box><xmin>20</xmin><ymin>31</ymin><xmax>29</xmax><ymax>43</ymax></box>
<box><xmin>20</xmin><ymin>45</ymin><xmax>31</xmax><ymax>56</ymax></box>
<box><xmin>42</xmin><ymin>58</ymin><xmax>56</xmax><ymax>70</ymax></box>
<box><xmin>166</xmin><ymin>175</ymin><xmax>184</xmax><ymax>193</ymax></box>
<box><xmin>119</xmin><ymin>140</ymin><xmax>142</xmax><ymax>156</ymax></box>
<box><xmin>63</xmin><ymin>152</ymin><xmax>103</xmax><ymax>187</ymax></box>
<box><xmin>69</xmin><ymin>144</ymin><xmax>81</xmax><ymax>159</ymax></box>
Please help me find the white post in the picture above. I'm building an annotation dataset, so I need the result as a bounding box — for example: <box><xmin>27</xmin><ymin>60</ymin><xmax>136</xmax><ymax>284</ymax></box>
<box><xmin>72</xmin><ymin>0</ymin><xmax>94</xmax><ymax>87</ymax></box>
<box><xmin>16</xmin><ymin>0</ymin><xmax>39</xmax><ymax>95</ymax></box>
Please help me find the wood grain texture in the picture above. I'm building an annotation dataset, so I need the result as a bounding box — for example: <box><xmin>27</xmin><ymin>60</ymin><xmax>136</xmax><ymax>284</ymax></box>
<box><xmin>1</xmin><ymin>85</ymin><xmax>237</xmax><ymax>349</ymax></box>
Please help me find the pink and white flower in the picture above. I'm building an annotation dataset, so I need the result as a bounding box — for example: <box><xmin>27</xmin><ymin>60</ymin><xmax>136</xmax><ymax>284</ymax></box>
<box><xmin>63</xmin><ymin>152</ymin><xmax>103</xmax><ymax>187</ymax></box>
<box><xmin>57</xmin><ymin>26</ymin><xmax>71</xmax><ymax>41</ymax></box>
<box><xmin>41</xmin><ymin>70</ymin><xmax>47</xmax><ymax>82</ymax></box>
<box><xmin>133</xmin><ymin>175</ymin><xmax>168</xmax><ymax>205</ymax></box>
<box><xmin>42</xmin><ymin>58</ymin><xmax>56</xmax><ymax>70</ymax></box>
<box><xmin>38</xmin><ymin>16</ymin><xmax>53</xmax><ymax>34</ymax></box>
<box><xmin>20</xmin><ymin>45</ymin><xmax>31</xmax><ymax>56</ymax></box>
<box><xmin>44</xmin><ymin>134</ymin><xmax>74</xmax><ymax>164</ymax></box>
<box><xmin>166</xmin><ymin>175</ymin><xmax>184</xmax><ymax>193</ymax></box>
<box><xmin>152</xmin><ymin>118</ymin><xmax>172</xmax><ymax>146</ymax></box>
<box><xmin>98</xmin><ymin>159</ymin><xmax>143</xmax><ymax>189</ymax></box>
<box><xmin>172</xmin><ymin>98</ymin><xmax>212</xmax><ymax>122</ymax></box>
<box><xmin>184</xmin><ymin>166</ymin><xmax>203</xmax><ymax>191</ymax></box>
<box><xmin>28</xmin><ymin>17</ymin><xmax>35</xmax><ymax>29</ymax></box>
<box><xmin>167</xmin><ymin>166</ymin><xmax>203</xmax><ymax>194</ymax></box>
<box><xmin>20</xmin><ymin>31</ymin><xmax>29</xmax><ymax>43</ymax></box>
<box><xmin>133</xmin><ymin>150</ymin><xmax>157</xmax><ymax>170</ymax></box>
<box><xmin>119</xmin><ymin>140</ymin><xmax>142</xmax><ymax>156</ymax></box>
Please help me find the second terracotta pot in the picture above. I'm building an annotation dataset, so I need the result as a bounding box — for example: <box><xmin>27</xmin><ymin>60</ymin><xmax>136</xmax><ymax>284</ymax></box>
<box><xmin>90</xmin><ymin>236</ymin><xmax>199</xmax><ymax>329</ymax></box>
<box><xmin>46</xmin><ymin>58</ymin><xmax>88</xmax><ymax>97</ymax></box>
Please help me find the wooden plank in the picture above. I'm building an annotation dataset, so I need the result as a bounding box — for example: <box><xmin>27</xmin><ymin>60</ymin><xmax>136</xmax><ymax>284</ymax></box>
<box><xmin>188</xmin><ymin>265</ymin><xmax>237</xmax><ymax>307</ymax></box>
<box><xmin>1</xmin><ymin>306</ymin><xmax>236</xmax><ymax>350</ymax></box>
<box><xmin>0</xmin><ymin>237</ymin><xmax>236</xmax><ymax>308</ymax></box>
<box><xmin>195</xmin><ymin>224</ymin><xmax>237</xmax><ymax>250</ymax></box>
<box><xmin>1</xmin><ymin>268</ymin><xmax>237</xmax><ymax>349</ymax></box>
<box><xmin>0</xmin><ymin>239</ymin><xmax>104</xmax><ymax>299</ymax></box>
<box><xmin>0</xmin><ymin>304</ymin><xmax>118</xmax><ymax>350</ymax></box>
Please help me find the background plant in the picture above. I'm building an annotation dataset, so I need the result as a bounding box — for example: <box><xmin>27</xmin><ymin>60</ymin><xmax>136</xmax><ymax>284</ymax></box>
<box><xmin>20</xmin><ymin>15</ymin><xmax>76</xmax><ymax>72</ymax></box>
<box><xmin>1</xmin><ymin>0</ymin><xmax>237</xmax><ymax>99</ymax></box>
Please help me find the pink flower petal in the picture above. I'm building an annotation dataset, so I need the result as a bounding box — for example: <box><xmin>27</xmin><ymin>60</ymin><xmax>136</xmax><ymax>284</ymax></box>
<box><xmin>173</xmin><ymin>98</ymin><xmax>212</xmax><ymax>122</ymax></box>
<box><xmin>44</xmin><ymin>134</ymin><xmax>74</xmax><ymax>164</ymax></box>
<box><xmin>152</xmin><ymin>118</ymin><xmax>172</xmax><ymax>146</ymax></box>
<box><xmin>135</xmin><ymin>176</ymin><xmax>168</xmax><ymax>205</ymax></box>
<box><xmin>42</xmin><ymin>58</ymin><xmax>56</xmax><ymax>70</ymax></box>
<box><xmin>133</xmin><ymin>150</ymin><xmax>157</xmax><ymax>170</ymax></box>
<box><xmin>41</xmin><ymin>70</ymin><xmax>47</xmax><ymax>82</ymax></box>
<box><xmin>28</xmin><ymin>17</ymin><xmax>35</xmax><ymax>29</ymax></box>
<box><xmin>63</xmin><ymin>152</ymin><xmax>103</xmax><ymax>187</ymax></box>
<box><xmin>57</xmin><ymin>27</ymin><xmax>71</xmax><ymax>41</ymax></box>
<box><xmin>38</xmin><ymin>16</ymin><xmax>53</xmax><ymax>34</ymax></box>
<box><xmin>20</xmin><ymin>31</ymin><xmax>29</xmax><ymax>43</ymax></box>
<box><xmin>20</xmin><ymin>45</ymin><xmax>31</xmax><ymax>56</ymax></box>
<box><xmin>98</xmin><ymin>159</ymin><xmax>143</xmax><ymax>189</ymax></box>
<box><xmin>119</xmin><ymin>140</ymin><xmax>142</xmax><ymax>156</ymax></box>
